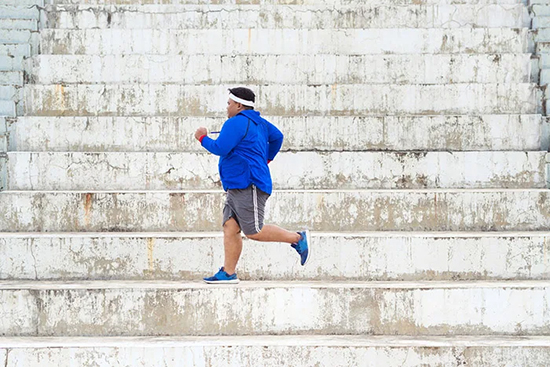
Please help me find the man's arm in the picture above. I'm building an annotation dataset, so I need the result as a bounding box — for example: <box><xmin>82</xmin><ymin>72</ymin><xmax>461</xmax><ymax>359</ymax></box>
<box><xmin>267</xmin><ymin>122</ymin><xmax>284</xmax><ymax>161</ymax></box>
<box><xmin>196</xmin><ymin>117</ymin><xmax>247</xmax><ymax>157</ymax></box>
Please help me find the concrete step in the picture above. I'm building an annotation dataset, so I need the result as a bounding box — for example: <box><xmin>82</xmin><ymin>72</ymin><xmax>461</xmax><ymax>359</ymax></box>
<box><xmin>0</xmin><ymin>189</ymin><xmax>548</xmax><ymax>232</ymax></box>
<box><xmin>0</xmin><ymin>30</ymin><xmax>33</xmax><ymax>44</ymax></box>
<box><xmin>536</xmin><ymin>41</ymin><xmax>550</xmax><ymax>53</ymax></box>
<box><xmin>532</xmin><ymin>5</ymin><xmax>550</xmax><ymax>16</ymax></box>
<box><xmin>535</xmin><ymin>28</ymin><xmax>550</xmax><ymax>42</ymax></box>
<box><xmin>0</xmin><ymin>55</ymin><xmax>24</xmax><ymax>71</ymax></box>
<box><xmin>1</xmin><ymin>335</ymin><xmax>549</xmax><ymax>366</ymax></box>
<box><xmin>4</xmin><ymin>151</ymin><xmax>547</xmax><ymax>190</ymax></box>
<box><xmin>22</xmin><ymin>83</ymin><xmax>540</xmax><ymax>116</ymax></box>
<box><xmin>39</xmin><ymin>28</ymin><xmax>531</xmax><ymax>55</ymax></box>
<box><xmin>0</xmin><ymin>0</ymin><xmax>42</xmax><ymax>4</ymax></box>
<box><xmin>0</xmin><ymin>19</ymin><xmax>37</xmax><ymax>31</ymax></box>
<box><xmin>9</xmin><ymin>115</ymin><xmax>546</xmax><ymax>152</ymax></box>
<box><xmin>1</xmin><ymin>232</ymin><xmax>549</xmax><ymax>281</ymax></box>
<box><xmin>541</xmin><ymin>69</ymin><xmax>550</xmax><ymax>85</ymax></box>
<box><xmin>0</xmin><ymin>44</ymin><xmax>30</xmax><ymax>57</ymax></box>
<box><xmin>42</xmin><ymin>4</ymin><xmax>529</xmax><ymax>29</ymax></box>
<box><xmin>0</xmin><ymin>85</ymin><xmax>19</xmax><ymax>100</ymax></box>
<box><xmin>29</xmin><ymin>54</ymin><xmax>534</xmax><ymax>85</ymax></box>
<box><xmin>0</xmin><ymin>71</ymin><xmax>23</xmax><ymax>85</ymax></box>
<box><xmin>0</xmin><ymin>6</ymin><xmax>40</xmax><ymax>20</ymax></box>
<box><xmin>0</xmin><ymin>100</ymin><xmax>15</xmax><ymax>117</ymax></box>
<box><xmin>43</xmin><ymin>0</ymin><xmax>530</xmax><ymax>5</ymax></box>
<box><xmin>533</xmin><ymin>16</ymin><xmax>550</xmax><ymax>29</ymax></box>
<box><xmin>0</xmin><ymin>280</ymin><xmax>548</xmax><ymax>336</ymax></box>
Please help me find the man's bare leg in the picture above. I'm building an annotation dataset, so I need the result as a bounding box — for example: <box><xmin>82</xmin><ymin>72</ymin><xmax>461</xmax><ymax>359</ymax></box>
<box><xmin>223</xmin><ymin>217</ymin><xmax>242</xmax><ymax>275</ymax></box>
<box><xmin>246</xmin><ymin>224</ymin><xmax>301</xmax><ymax>243</ymax></box>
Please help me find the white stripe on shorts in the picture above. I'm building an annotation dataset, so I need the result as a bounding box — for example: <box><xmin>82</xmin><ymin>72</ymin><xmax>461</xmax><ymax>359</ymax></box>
<box><xmin>252</xmin><ymin>185</ymin><xmax>260</xmax><ymax>233</ymax></box>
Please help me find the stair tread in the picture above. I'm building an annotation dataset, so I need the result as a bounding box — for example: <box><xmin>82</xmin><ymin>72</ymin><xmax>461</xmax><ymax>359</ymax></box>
<box><xmin>1</xmin><ymin>335</ymin><xmax>550</xmax><ymax>348</ymax></box>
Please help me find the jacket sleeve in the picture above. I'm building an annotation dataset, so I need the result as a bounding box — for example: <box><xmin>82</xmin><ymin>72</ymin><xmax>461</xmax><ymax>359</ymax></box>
<box><xmin>266</xmin><ymin>122</ymin><xmax>284</xmax><ymax>161</ymax></box>
<box><xmin>201</xmin><ymin>117</ymin><xmax>248</xmax><ymax>156</ymax></box>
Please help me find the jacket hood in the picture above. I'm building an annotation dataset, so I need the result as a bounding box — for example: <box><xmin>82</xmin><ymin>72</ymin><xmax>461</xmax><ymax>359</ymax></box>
<box><xmin>238</xmin><ymin>110</ymin><xmax>263</xmax><ymax>125</ymax></box>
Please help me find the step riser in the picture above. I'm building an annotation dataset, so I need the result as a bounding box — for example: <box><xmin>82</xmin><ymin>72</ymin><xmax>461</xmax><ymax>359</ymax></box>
<box><xmin>2</xmin><ymin>345</ymin><xmax>550</xmax><ymax>367</ymax></box>
<box><xmin>0</xmin><ymin>19</ymin><xmax>37</xmax><ymax>31</ymax></box>
<box><xmin>42</xmin><ymin>0</ymin><xmax>532</xmax><ymax>5</ymax></box>
<box><xmin>533</xmin><ymin>17</ymin><xmax>550</xmax><ymax>29</ymax></box>
<box><xmin>0</xmin><ymin>86</ymin><xmax>20</xmax><ymax>100</ymax></box>
<box><xmin>29</xmin><ymin>54</ymin><xmax>533</xmax><ymax>85</ymax></box>
<box><xmin>0</xmin><ymin>100</ymin><xmax>15</xmax><ymax>117</ymax></box>
<box><xmin>532</xmin><ymin>5</ymin><xmax>550</xmax><ymax>16</ymax></box>
<box><xmin>0</xmin><ymin>191</ymin><xmax>549</xmax><ymax>232</ymax></box>
<box><xmin>23</xmin><ymin>84</ymin><xmax>540</xmax><ymax>116</ymax></box>
<box><xmin>43</xmin><ymin>5</ymin><xmax>529</xmax><ymax>29</ymax></box>
<box><xmin>9</xmin><ymin>115</ymin><xmax>546</xmax><ymax>152</ymax></box>
<box><xmin>0</xmin><ymin>7</ymin><xmax>40</xmax><ymax>20</ymax></box>
<box><xmin>1</xmin><ymin>235</ymin><xmax>549</xmax><ymax>281</ymax></box>
<box><xmin>0</xmin><ymin>56</ymin><xmax>24</xmax><ymax>71</ymax></box>
<box><xmin>0</xmin><ymin>30</ymin><xmax>33</xmax><ymax>43</ymax></box>
<box><xmin>1</xmin><ymin>286</ymin><xmax>548</xmax><ymax>336</ymax></box>
<box><xmin>0</xmin><ymin>44</ymin><xmax>30</xmax><ymax>57</ymax></box>
<box><xmin>0</xmin><ymin>71</ymin><xmax>23</xmax><ymax>85</ymax></box>
<box><xmin>39</xmin><ymin>29</ymin><xmax>531</xmax><ymax>55</ymax></box>
<box><xmin>5</xmin><ymin>152</ymin><xmax>547</xmax><ymax>190</ymax></box>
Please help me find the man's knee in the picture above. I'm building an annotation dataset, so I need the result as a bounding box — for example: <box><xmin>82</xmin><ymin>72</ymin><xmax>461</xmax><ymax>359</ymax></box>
<box><xmin>223</xmin><ymin>217</ymin><xmax>240</xmax><ymax>235</ymax></box>
<box><xmin>246</xmin><ymin>233</ymin><xmax>258</xmax><ymax>240</ymax></box>
<box><xmin>245</xmin><ymin>228</ymin><xmax>262</xmax><ymax>240</ymax></box>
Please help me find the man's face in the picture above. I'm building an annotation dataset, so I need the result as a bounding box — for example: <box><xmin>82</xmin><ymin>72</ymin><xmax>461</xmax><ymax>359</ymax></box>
<box><xmin>227</xmin><ymin>99</ymin><xmax>242</xmax><ymax>118</ymax></box>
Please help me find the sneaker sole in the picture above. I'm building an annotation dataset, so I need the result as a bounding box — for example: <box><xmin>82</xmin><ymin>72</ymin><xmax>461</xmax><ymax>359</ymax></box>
<box><xmin>203</xmin><ymin>279</ymin><xmax>240</xmax><ymax>284</ymax></box>
<box><xmin>302</xmin><ymin>229</ymin><xmax>311</xmax><ymax>267</ymax></box>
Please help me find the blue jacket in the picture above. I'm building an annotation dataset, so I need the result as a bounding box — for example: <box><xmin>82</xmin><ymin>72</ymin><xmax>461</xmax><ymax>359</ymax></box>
<box><xmin>201</xmin><ymin>110</ymin><xmax>284</xmax><ymax>195</ymax></box>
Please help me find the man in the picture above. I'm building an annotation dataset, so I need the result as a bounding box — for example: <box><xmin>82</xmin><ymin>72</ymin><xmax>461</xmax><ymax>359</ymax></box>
<box><xmin>194</xmin><ymin>87</ymin><xmax>309</xmax><ymax>284</ymax></box>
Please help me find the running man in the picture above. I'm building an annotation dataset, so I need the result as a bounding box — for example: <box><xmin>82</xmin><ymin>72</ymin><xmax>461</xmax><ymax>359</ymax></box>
<box><xmin>194</xmin><ymin>87</ymin><xmax>310</xmax><ymax>284</ymax></box>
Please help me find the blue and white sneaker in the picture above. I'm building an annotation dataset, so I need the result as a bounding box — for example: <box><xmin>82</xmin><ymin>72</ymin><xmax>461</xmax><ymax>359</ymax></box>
<box><xmin>291</xmin><ymin>230</ymin><xmax>310</xmax><ymax>266</ymax></box>
<box><xmin>203</xmin><ymin>267</ymin><xmax>240</xmax><ymax>284</ymax></box>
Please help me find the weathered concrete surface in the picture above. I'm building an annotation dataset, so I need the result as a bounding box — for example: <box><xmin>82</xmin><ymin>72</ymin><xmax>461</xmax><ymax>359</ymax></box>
<box><xmin>0</xmin><ymin>56</ymin><xmax>24</xmax><ymax>71</ymax></box>
<box><xmin>0</xmin><ymin>0</ymin><xmax>43</xmax><ymax>4</ymax></box>
<box><xmin>532</xmin><ymin>5</ymin><xmax>550</xmax><ymax>17</ymax></box>
<box><xmin>1</xmin><ymin>232</ymin><xmax>549</xmax><ymax>281</ymax></box>
<box><xmin>0</xmin><ymin>71</ymin><xmax>22</xmax><ymax>86</ymax></box>
<box><xmin>43</xmin><ymin>4</ymin><xmax>529</xmax><ymax>29</ymax></box>
<box><xmin>0</xmin><ymin>44</ymin><xmax>30</xmax><ymax>57</ymax></box>
<box><xmin>29</xmin><ymin>54</ymin><xmax>533</xmax><ymax>84</ymax></box>
<box><xmin>42</xmin><ymin>0</ymin><xmax>531</xmax><ymax>5</ymax></box>
<box><xmin>39</xmin><ymin>28</ymin><xmax>531</xmax><ymax>55</ymax></box>
<box><xmin>0</xmin><ymin>190</ymin><xmax>549</xmax><ymax>232</ymax></box>
<box><xmin>533</xmin><ymin>16</ymin><xmax>550</xmax><ymax>29</ymax></box>
<box><xmin>1</xmin><ymin>336</ymin><xmax>550</xmax><ymax>367</ymax></box>
<box><xmin>0</xmin><ymin>19</ymin><xmax>37</xmax><ymax>31</ymax></box>
<box><xmin>0</xmin><ymin>280</ymin><xmax>549</xmax><ymax>336</ymax></box>
<box><xmin>0</xmin><ymin>7</ymin><xmax>39</xmax><ymax>20</ymax></box>
<box><xmin>22</xmin><ymin>84</ymin><xmax>540</xmax><ymax>116</ymax></box>
<box><xmin>0</xmin><ymin>30</ymin><xmax>33</xmax><ymax>43</ymax></box>
<box><xmin>0</xmin><ymin>101</ymin><xmax>15</xmax><ymax>117</ymax></box>
<box><xmin>5</xmin><ymin>151</ymin><xmax>547</xmax><ymax>190</ymax></box>
<box><xmin>8</xmin><ymin>115</ymin><xmax>545</xmax><ymax>152</ymax></box>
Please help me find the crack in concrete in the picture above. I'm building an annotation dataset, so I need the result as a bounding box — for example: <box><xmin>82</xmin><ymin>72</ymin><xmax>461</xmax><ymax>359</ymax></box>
<box><xmin>29</xmin><ymin>242</ymin><xmax>38</xmax><ymax>280</ymax></box>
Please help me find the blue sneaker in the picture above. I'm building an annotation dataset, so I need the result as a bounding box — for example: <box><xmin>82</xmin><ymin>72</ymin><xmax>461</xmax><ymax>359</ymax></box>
<box><xmin>291</xmin><ymin>230</ymin><xmax>310</xmax><ymax>266</ymax></box>
<box><xmin>203</xmin><ymin>267</ymin><xmax>240</xmax><ymax>284</ymax></box>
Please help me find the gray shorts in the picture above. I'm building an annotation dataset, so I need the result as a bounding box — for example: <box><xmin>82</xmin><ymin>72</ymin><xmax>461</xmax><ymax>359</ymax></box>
<box><xmin>223</xmin><ymin>184</ymin><xmax>270</xmax><ymax>235</ymax></box>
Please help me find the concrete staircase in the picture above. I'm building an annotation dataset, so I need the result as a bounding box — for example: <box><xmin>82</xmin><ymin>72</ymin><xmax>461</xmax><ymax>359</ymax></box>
<box><xmin>1</xmin><ymin>0</ymin><xmax>550</xmax><ymax>365</ymax></box>
<box><xmin>0</xmin><ymin>0</ymin><xmax>41</xmax><ymax>118</ymax></box>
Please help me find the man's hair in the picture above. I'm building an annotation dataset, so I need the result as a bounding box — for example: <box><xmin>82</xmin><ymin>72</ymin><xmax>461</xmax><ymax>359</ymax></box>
<box><xmin>229</xmin><ymin>87</ymin><xmax>255</xmax><ymax>110</ymax></box>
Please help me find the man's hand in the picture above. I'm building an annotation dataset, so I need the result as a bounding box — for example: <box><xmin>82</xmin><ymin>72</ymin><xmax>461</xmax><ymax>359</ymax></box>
<box><xmin>195</xmin><ymin>127</ymin><xmax>208</xmax><ymax>141</ymax></box>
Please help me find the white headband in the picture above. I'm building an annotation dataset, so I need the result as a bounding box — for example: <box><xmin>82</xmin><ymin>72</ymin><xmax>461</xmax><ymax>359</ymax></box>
<box><xmin>229</xmin><ymin>93</ymin><xmax>255</xmax><ymax>107</ymax></box>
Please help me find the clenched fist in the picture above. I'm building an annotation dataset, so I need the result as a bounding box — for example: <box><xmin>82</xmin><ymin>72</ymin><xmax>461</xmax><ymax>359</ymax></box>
<box><xmin>195</xmin><ymin>127</ymin><xmax>208</xmax><ymax>141</ymax></box>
